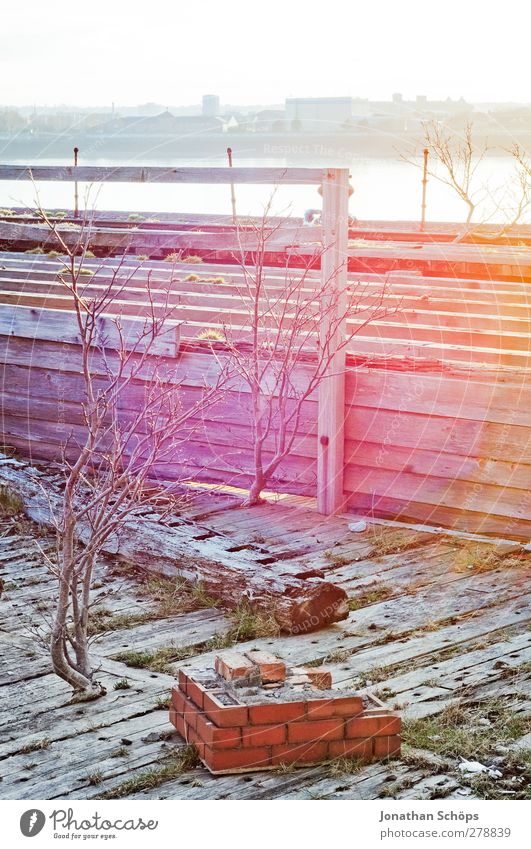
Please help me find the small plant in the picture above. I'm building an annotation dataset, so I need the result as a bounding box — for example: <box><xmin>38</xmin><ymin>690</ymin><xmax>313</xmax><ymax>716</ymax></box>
<box><xmin>87</xmin><ymin>770</ymin><xmax>104</xmax><ymax>786</ymax></box>
<box><xmin>349</xmin><ymin>586</ymin><xmax>393</xmax><ymax>611</ymax></box>
<box><xmin>98</xmin><ymin>745</ymin><xmax>199</xmax><ymax>798</ymax></box>
<box><xmin>128</xmin><ymin>213</ymin><xmax>143</xmax><ymax>221</ymax></box>
<box><xmin>165</xmin><ymin>252</ymin><xmax>182</xmax><ymax>263</ymax></box>
<box><xmin>20</xmin><ymin>738</ymin><xmax>51</xmax><ymax>754</ymax></box>
<box><xmin>0</xmin><ymin>484</ymin><xmax>23</xmax><ymax>516</ymax></box>
<box><xmin>24</xmin><ymin>246</ymin><xmax>45</xmax><ymax>254</ymax></box>
<box><xmin>184</xmin><ymin>273</ymin><xmax>199</xmax><ymax>281</ymax></box>
<box><xmin>110</xmin><ymin>746</ymin><xmax>130</xmax><ymax>758</ymax></box>
<box><xmin>47</xmin><ymin>250</ymin><xmax>62</xmax><ymax>257</ymax></box>
<box><xmin>137</xmin><ymin>254</ymin><xmax>149</xmax><ymax>261</ymax></box>
<box><xmin>327</xmin><ymin>756</ymin><xmax>365</xmax><ymax>777</ymax></box>
<box><xmin>182</xmin><ymin>254</ymin><xmax>203</xmax><ymax>264</ymax></box>
<box><xmin>78</xmin><ymin>267</ymin><xmax>94</xmax><ymax>276</ymax></box>
<box><xmin>113</xmin><ymin>677</ymin><xmax>131</xmax><ymax>690</ymax></box>
<box><xmin>197</xmin><ymin>328</ymin><xmax>226</xmax><ymax>342</ymax></box>
<box><xmin>154</xmin><ymin>695</ymin><xmax>171</xmax><ymax>710</ymax></box>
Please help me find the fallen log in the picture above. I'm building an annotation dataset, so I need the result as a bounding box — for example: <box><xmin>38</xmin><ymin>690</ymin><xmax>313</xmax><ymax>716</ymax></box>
<box><xmin>0</xmin><ymin>457</ymin><xmax>349</xmax><ymax>634</ymax></box>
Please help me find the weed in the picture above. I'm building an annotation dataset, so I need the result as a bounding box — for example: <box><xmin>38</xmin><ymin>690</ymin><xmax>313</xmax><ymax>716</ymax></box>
<box><xmin>25</xmin><ymin>246</ymin><xmax>45</xmax><ymax>254</ymax></box>
<box><xmin>87</xmin><ymin>770</ymin><xmax>104</xmax><ymax>786</ymax></box>
<box><xmin>0</xmin><ymin>484</ymin><xmax>23</xmax><ymax>516</ymax></box>
<box><xmin>20</xmin><ymin>738</ymin><xmax>51</xmax><ymax>754</ymax></box>
<box><xmin>113</xmin><ymin>678</ymin><xmax>131</xmax><ymax>690</ymax></box>
<box><xmin>182</xmin><ymin>255</ymin><xmax>203</xmax><ymax>264</ymax></box>
<box><xmin>98</xmin><ymin>745</ymin><xmax>199</xmax><ymax>798</ymax></box>
<box><xmin>349</xmin><ymin>586</ymin><xmax>393</xmax><ymax>611</ymax></box>
<box><xmin>197</xmin><ymin>329</ymin><xmax>226</xmax><ymax>341</ymax></box>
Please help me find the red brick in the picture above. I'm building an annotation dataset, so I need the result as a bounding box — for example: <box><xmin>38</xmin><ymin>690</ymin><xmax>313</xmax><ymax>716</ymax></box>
<box><xmin>373</xmin><ymin>735</ymin><xmax>401</xmax><ymax>759</ymax></box>
<box><xmin>346</xmin><ymin>714</ymin><xmax>401</xmax><ymax>739</ymax></box>
<box><xmin>288</xmin><ymin>718</ymin><xmax>344</xmax><ymax>743</ymax></box>
<box><xmin>169</xmin><ymin>706</ymin><xmax>186</xmax><ymax>739</ymax></box>
<box><xmin>171</xmin><ymin>688</ymin><xmax>200</xmax><ymax>729</ymax></box>
<box><xmin>245</xmin><ymin>650</ymin><xmax>286</xmax><ymax>683</ymax></box>
<box><xmin>249</xmin><ymin>701</ymin><xmax>306</xmax><ymax>725</ymax></box>
<box><xmin>215</xmin><ymin>651</ymin><xmax>256</xmax><ymax>681</ymax></box>
<box><xmin>195</xmin><ymin>712</ymin><xmax>242</xmax><ymax>749</ymax></box>
<box><xmin>271</xmin><ymin>741</ymin><xmax>328</xmax><ymax>766</ymax></box>
<box><xmin>305</xmin><ymin>694</ymin><xmax>364</xmax><ymax>719</ymax></box>
<box><xmin>184</xmin><ymin>725</ymin><xmax>205</xmax><ymax>759</ymax></box>
<box><xmin>329</xmin><ymin>738</ymin><xmax>373</xmax><ymax>760</ymax></box>
<box><xmin>204</xmin><ymin>745</ymin><xmax>271</xmax><ymax>773</ymax></box>
<box><xmin>171</xmin><ymin>686</ymin><xmax>186</xmax><ymax>714</ymax></box>
<box><xmin>304</xmin><ymin>668</ymin><xmax>333</xmax><ymax>690</ymax></box>
<box><xmin>242</xmin><ymin>723</ymin><xmax>286</xmax><ymax>747</ymax></box>
<box><xmin>178</xmin><ymin>669</ymin><xmax>189</xmax><ymax>694</ymax></box>
<box><xmin>203</xmin><ymin>691</ymin><xmax>248</xmax><ymax>728</ymax></box>
<box><xmin>186</xmin><ymin>679</ymin><xmax>206</xmax><ymax>710</ymax></box>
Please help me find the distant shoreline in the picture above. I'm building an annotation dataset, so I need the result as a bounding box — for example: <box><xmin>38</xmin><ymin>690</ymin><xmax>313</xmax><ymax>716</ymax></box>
<box><xmin>0</xmin><ymin>130</ymin><xmax>528</xmax><ymax>163</ymax></box>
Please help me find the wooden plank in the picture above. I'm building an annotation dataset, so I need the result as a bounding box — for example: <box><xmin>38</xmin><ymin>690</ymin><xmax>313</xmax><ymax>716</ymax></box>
<box><xmin>317</xmin><ymin>168</ymin><xmax>349</xmax><ymax>514</ymax></box>
<box><xmin>0</xmin><ymin>165</ymin><xmax>325</xmax><ymax>185</ymax></box>
<box><xmin>0</xmin><ymin>304</ymin><xmax>180</xmax><ymax>356</ymax></box>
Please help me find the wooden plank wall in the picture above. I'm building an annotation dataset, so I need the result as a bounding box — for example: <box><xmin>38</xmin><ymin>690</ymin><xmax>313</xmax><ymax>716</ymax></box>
<box><xmin>0</xmin><ymin>252</ymin><xmax>530</xmax><ymax>537</ymax></box>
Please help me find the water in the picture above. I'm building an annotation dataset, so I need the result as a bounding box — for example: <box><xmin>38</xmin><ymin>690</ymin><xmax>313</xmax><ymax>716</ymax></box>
<box><xmin>0</xmin><ymin>153</ymin><xmax>522</xmax><ymax>224</ymax></box>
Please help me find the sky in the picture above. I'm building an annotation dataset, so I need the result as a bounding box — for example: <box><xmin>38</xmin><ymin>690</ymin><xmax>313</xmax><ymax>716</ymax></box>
<box><xmin>1</xmin><ymin>0</ymin><xmax>530</xmax><ymax>107</ymax></box>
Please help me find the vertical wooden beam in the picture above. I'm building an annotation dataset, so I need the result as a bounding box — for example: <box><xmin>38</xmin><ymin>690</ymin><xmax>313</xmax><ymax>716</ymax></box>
<box><xmin>317</xmin><ymin>168</ymin><xmax>349</xmax><ymax>515</ymax></box>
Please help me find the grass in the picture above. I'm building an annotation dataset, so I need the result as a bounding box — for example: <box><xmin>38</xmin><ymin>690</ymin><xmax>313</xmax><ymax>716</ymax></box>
<box><xmin>184</xmin><ymin>273</ymin><xmax>199</xmax><ymax>281</ymax></box>
<box><xmin>154</xmin><ymin>695</ymin><xmax>171</xmax><ymax>710</ymax></box>
<box><xmin>369</xmin><ymin>530</ymin><xmax>430</xmax><ymax>558</ymax></box>
<box><xmin>197</xmin><ymin>329</ymin><xmax>226</xmax><ymax>342</ymax></box>
<box><xmin>87</xmin><ymin>576</ymin><xmax>220</xmax><ymax>638</ymax></box>
<box><xmin>114</xmin><ymin>602</ymin><xmax>279</xmax><ymax>673</ymax></box>
<box><xmin>98</xmin><ymin>745</ymin><xmax>199</xmax><ymax>799</ymax></box>
<box><xmin>113</xmin><ymin>677</ymin><xmax>131</xmax><ymax>690</ymax></box>
<box><xmin>452</xmin><ymin>542</ymin><xmax>528</xmax><ymax>574</ymax></box>
<box><xmin>128</xmin><ymin>213</ymin><xmax>143</xmax><ymax>221</ymax></box>
<box><xmin>165</xmin><ymin>252</ymin><xmax>182</xmax><ymax>263</ymax></box>
<box><xmin>110</xmin><ymin>747</ymin><xmax>130</xmax><ymax>758</ymax></box>
<box><xmin>324</xmin><ymin>550</ymin><xmax>353</xmax><ymax>566</ymax></box>
<box><xmin>403</xmin><ymin>699</ymin><xmax>531</xmax><ymax>760</ymax></box>
<box><xmin>86</xmin><ymin>770</ymin><xmax>104</xmax><ymax>786</ymax></box>
<box><xmin>20</xmin><ymin>738</ymin><xmax>51</xmax><ymax>754</ymax></box>
<box><xmin>137</xmin><ymin>254</ymin><xmax>150</xmax><ymax>261</ymax></box>
<box><xmin>0</xmin><ymin>484</ymin><xmax>24</xmax><ymax>516</ymax></box>
<box><xmin>181</xmin><ymin>255</ymin><xmax>203</xmax><ymax>264</ymax></box>
<box><xmin>24</xmin><ymin>246</ymin><xmax>45</xmax><ymax>254</ymax></box>
<box><xmin>348</xmin><ymin>585</ymin><xmax>393</xmax><ymax>611</ymax></box>
<box><xmin>47</xmin><ymin>250</ymin><xmax>62</xmax><ymax>257</ymax></box>
<box><xmin>327</xmin><ymin>756</ymin><xmax>365</xmax><ymax>777</ymax></box>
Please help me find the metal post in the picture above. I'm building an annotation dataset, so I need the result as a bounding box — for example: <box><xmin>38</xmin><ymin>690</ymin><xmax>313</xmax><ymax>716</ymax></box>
<box><xmin>420</xmin><ymin>147</ymin><xmax>428</xmax><ymax>231</ymax></box>
<box><xmin>73</xmin><ymin>146</ymin><xmax>79</xmax><ymax>218</ymax></box>
<box><xmin>317</xmin><ymin>168</ymin><xmax>349</xmax><ymax>515</ymax></box>
<box><xmin>227</xmin><ymin>147</ymin><xmax>237</xmax><ymax>224</ymax></box>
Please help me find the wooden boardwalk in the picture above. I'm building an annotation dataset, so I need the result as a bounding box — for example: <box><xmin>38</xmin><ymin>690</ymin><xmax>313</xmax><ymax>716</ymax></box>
<box><xmin>1</xmin><ymin>475</ymin><xmax>529</xmax><ymax>800</ymax></box>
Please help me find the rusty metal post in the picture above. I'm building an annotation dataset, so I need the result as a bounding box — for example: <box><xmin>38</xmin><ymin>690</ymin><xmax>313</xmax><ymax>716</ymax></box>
<box><xmin>73</xmin><ymin>146</ymin><xmax>79</xmax><ymax>218</ymax></box>
<box><xmin>227</xmin><ymin>147</ymin><xmax>237</xmax><ymax>224</ymax></box>
<box><xmin>420</xmin><ymin>147</ymin><xmax>428</xmax><ymax>231</ymax></box>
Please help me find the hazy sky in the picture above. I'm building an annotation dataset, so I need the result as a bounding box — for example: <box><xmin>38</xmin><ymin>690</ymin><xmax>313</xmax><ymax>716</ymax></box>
<box><xmin>2</xmin><ymin>0</ymin><xmax>529</xmax><ymax>107</ymax></box>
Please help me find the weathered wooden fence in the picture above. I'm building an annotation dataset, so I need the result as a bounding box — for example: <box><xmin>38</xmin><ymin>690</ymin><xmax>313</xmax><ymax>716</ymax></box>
<box><xmin>0</xmin><ymin>165</ymin><xmax>530</xmax><ymax>536</ymax></box>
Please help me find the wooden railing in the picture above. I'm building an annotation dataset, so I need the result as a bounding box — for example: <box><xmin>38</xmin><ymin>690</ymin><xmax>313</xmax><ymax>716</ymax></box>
<box><xmin>0</xmin><ymin>164</ymin><xmax>351</xmax><ymax>515</ymax></box>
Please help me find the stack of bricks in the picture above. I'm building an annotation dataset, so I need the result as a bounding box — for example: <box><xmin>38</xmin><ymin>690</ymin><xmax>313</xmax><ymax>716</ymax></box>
<box><xmin>169</xmin><ymin>649</ymin><xmax>401</xmax><ymax>774</ymax></box>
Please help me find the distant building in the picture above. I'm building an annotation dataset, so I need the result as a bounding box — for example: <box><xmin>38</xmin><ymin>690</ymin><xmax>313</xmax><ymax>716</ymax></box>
<box><xmin>89</xmin><ymin>110</ymin><xmax>236</xmax><ymax>136</ymax></box>
<box><xmin>202</xmin><ymin>95</ymin><xmax>220</xmax><ymax>117</ymax></box>
<box><xmin>285</xmin><ymin>97</ymin><xmax>353</xmax><ymax>131</ymax></box>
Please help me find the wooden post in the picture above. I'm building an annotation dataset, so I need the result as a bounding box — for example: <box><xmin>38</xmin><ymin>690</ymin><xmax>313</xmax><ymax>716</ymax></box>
<box><xmin>317</xmin><ymin>168</ymin><xmax>349</xmax><ymax>515</ymax></box>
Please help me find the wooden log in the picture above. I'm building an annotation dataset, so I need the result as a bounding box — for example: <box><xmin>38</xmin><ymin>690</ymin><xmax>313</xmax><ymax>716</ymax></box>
<box><xmin>0</xmin><ymin>459</ymin><xmax>349</xmax><ymax>634</ymax></box>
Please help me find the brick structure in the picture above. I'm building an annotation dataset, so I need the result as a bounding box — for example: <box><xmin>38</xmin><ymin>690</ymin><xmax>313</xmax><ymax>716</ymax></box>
<box><xmin>169</xmin><ymin>650</ymin><xmax>401</xmax><ymax>774</ymax></box>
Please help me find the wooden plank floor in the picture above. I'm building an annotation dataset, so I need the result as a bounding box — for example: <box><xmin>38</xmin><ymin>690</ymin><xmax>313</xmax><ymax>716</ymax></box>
<box><xmin>0</xmin><ymin>484</ymin><xmax>529</xmax><ymax>800</ymax></box>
